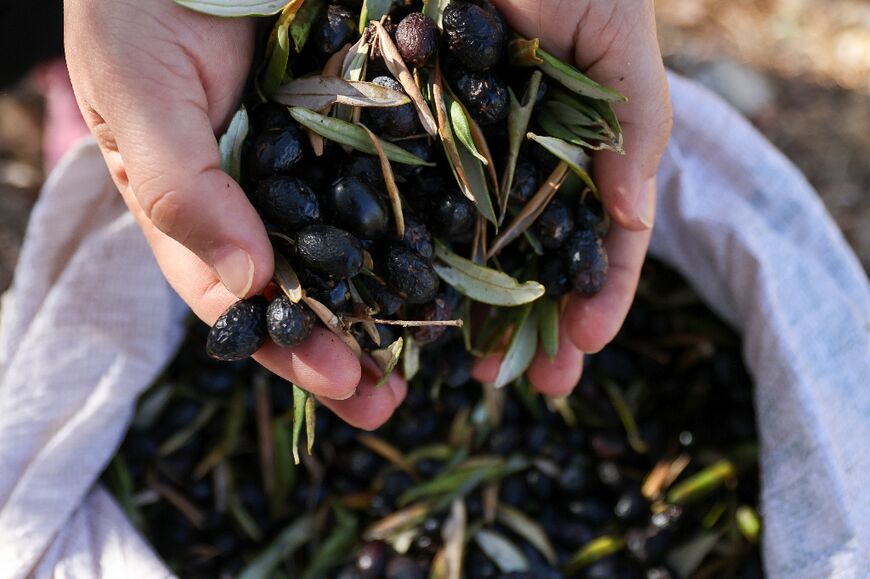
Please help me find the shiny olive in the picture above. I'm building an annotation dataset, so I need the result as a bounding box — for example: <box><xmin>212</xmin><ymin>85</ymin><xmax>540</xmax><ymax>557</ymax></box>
<box><xmin>206</xmin><ymin>297</ymin><xmax>268</xmax><ymax>361</ymax></box>
<box><xmin>252</xmin><ymin>176</ymin><xmax>321</xmax><ymax>233</ymax></box>
<box><xmin>431</xmin><ymin>190</ymin><xmax>475</xmax><ymax>241</ymax></box>
<box><xmin>363</xmin><ymin>76</ymin><xmax>420</xmax><ymax>138</ymax></box>
<box><xmin>296</xmin><ymin>225</ymin><xmax>364</xmax><ymax>279</ymax></box>
<box><xmin>327</xmin><ymin>175</ymin><xmax>390</xmax><ymax>240</ymax></box>
<box><xmin>266</xmin><ymin>295</ymin><xmax>315</xmax><ymax>347</ymax></box>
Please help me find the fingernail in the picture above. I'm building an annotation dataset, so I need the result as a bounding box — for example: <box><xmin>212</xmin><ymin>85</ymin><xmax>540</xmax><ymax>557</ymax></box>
<box><xmin>636</xmin><ymin>179</ymin><xmax>656</xmax><ymax>229</ymax></box>
<box><xmin>214</xmin><ymin>246</ymin><xmax>254</xmax><ymax>298</ymax></box>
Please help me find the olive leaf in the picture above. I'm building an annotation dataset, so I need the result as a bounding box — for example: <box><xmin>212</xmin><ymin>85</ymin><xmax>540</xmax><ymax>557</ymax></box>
<box><xmin>666</xmin><ymin>531</ymin><xmax>724</xmax><ymax>579</ymax></box>
<box><xmin>371</xmin><ymin>337</ymin><xmax>404</xmax><ymax>387</ymax></box>
<box><xmin>433</xmin><ymin>242</ymin><xmax>544</xmax><ymax>307</ymax></box>
<box><xmin>218</xmin><ymin>105</ymin><xmax>249</xmax><ymax>182</ymax></box>
<box><xmin>193</xmin><ymin>388</ymin><xmax>246</xmax><ymax>478</ymax></box>
<box><xmin>261</xmin><ymin>24</ymin><xmax>291</xmax><ymax>96</ymax></box>
<box><xmin>302</xmin><ymin>295</ymin><xmax>363</xmax><ymax>357</ymax></box>
<box><xmin>358</xmin><ymin>434</ymin><xmax>419</xmax><ymax>479</ymax></box>
<box><xmin>228</xmin><ymin>493</ymin><xmax>263</xmax><ymax>541</ymax></box>
<box><xmin>269</xmin><ymin>420</ymin><xmax>296</xmax><ymax>514</ymax></box>
<box><xmin>274</xmin><ymin>254</ymin><xmax>303</xmax><ymax>303</ymax></box>
<box><xmin>474</xmin><ymin>529</ymin><xmax>529</xmax><ymax>572</ymax></box>
<box><xmin>304</xmin><ymin>395</ymin><xmax>315</xmax><ymax>455</ymax></box>
<box><xmin>448</xmin><ymin>97</ymin><xmax>487</xmax><ymax>164</ymax></box>
<box><xmin>173</xmin><ymin>0</ymin><xmax>290</xmax><ymax>17</ymax></box>
<box><xmin>300</xmin><ymin>506</ymin><xmax>358</xmax><ymax>579</ymax></box>
<box><xmin>523</xmin><ymin>229</ymin><xmax>544</xmax><ymax>255</ymax></box>
<box><xmin>402</xmin><ymin>333</ymin><xmax>421</xmax><ymax>380</ymax></box>
<box><xmin>536</xmin><ymin>46</ymin><xmax>627</xmax><ymax>103</ymax></box>
<box><xmin>666</xmin><ymin>460</ymin><xmax>736</xmax><ymax>505</ymax></box>
<box><xmin>542</xmin><ymin>95</ymin><xmax>624</xmax><ymax>153</ymax></box>
<box><xmin>564</xmin><ymin>536</ymin><xmax>626</xmax><ymax>572</ymax></box>
<box><xmin>536</xmin><ymin>107</ymin><xmax>606</xmax><ymax>151</ymax></box>
<box><xmin>496</xmin><ymin>504</ymin><xmax>558</xmax><ymax>565</ymax></box>
<box><xmin>374</xmin><ymin>22</ymin><xmax>438</xmax><ymax>136</ymax></box>
<box><xmin>357</xmin><ymin>123</ymin><xmax>405</xmax><ymax>238</ymax></box>
<box><xmin>290</xmin><ymin>107</ymin><xmax>434</xmax><ymax>166</ymax></box>
<box><xmin>158</xmin><ymin>402</ymin><xmax>220</xmax><ymax>457</ymax></box>
<box><xmin>487</xmin><ymin>162</ymin><xmax>570</xmax><ymax>259</ymax></box>
<box><xmin>291</xmin><ymin>384</ymin><xmax>307</xmax><ymax>465</ymax></box>
<box><xmin>423</xmin><ymin>0</ymin><xmax>450</xmax><ymax>28</ymax></box>
<box><xmin>527</xmin><ymin>133</ymin><xmax>598</xmax><ymax>195</ymax></box>
<box><xmin>336</xmin><ymin>35</ymin><xmax>371</xmax><ymax>122</ymax></box>
<box><xmin>507</xmin><ymin>38</ymin><xmax>543</xmax><ymax>66</ymax></box>
<box><xmin>602</xmin><ymin>380</ymin><xmax>649</xmax><ymax>454</ymax></box>
<box><xmin>442</xmin><ymin>500</ymin><xmax>467</xmax><ymax>579</ymax></box>
<box><xmin>451</xmin><ymin>90</ymin><xmax>500</xmax><ymax>199</ymax></box>
<box><xmin>537</xmin><ymin>297</ymin><xmax>560</xmax><ymax>361</ymax></box>
<box><xmin>274</xmin><ymin>77</ymin><xmax>411</xmax><ymax>109</ymax></box>
<box><xmin>237</xmin><ymin>516</ymin><xmax>314</xmax><ymax>579</ymax></box>
<box><xmin>364</xmin><ymin>503</ymin><xmax>432</xmax><ymax>541</ymax></box>
<box><xmin>500</xmin><ymin>71</ymin><xmax>542</xmax><ymax>221</ymax></box>
<box><xmin>358</xmin><ymin>0</ymin><xmax>393</xmax><ymax>33</ymax></box>
<box><xmin>431</xmin><ymin>65</ymin><xmax>498</xmax><ymax>226</ymax></box>
<box><xmin>290</xmin><ymin>0</ymin><xmax>323</xmax><ymax>52</ymax></box>
<box><xmin>494</xmin><ymin>304</ymin><xmax>538</xmax><ymax>389</ymax></box>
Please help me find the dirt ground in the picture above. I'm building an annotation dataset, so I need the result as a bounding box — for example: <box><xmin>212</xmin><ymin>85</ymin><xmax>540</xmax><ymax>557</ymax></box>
<box><xmin>0</xmin><ymin>0</ymin><xmax>868</xmax><ymax>294</ymax></box>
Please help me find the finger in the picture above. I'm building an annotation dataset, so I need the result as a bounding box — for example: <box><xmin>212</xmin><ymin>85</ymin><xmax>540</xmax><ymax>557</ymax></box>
<box><xmin>527</xmin><ymin>320</ymin><xmax>584</xmax><ymax>397</ymax></box>
<box><xmin>318</xmin><ymin>357</ymin><xmax>408</xmax><ymax>430</ymax></box>
<box><xmin>76</xmin><ymin>14</ymin><xmax>271</xmax><ymax>299</ymax></box>
<box><xmin>565</xmin><ymin>180</ymin><xmax>655</xmax><ymax>353</ymax></box>
<box><xmin>471</xmin><ymin>353</ymin><xmax>501</xmax><ymax>384</ymax></box>
<box><xmin>120</xmin><ymin>184</ymin><xmax>361</xmax><ymax>399</ymax></box>
<box><xmin>573</xmin><ymin>3</ymin><xmax>671</xmax><ymax>231</ymax></box>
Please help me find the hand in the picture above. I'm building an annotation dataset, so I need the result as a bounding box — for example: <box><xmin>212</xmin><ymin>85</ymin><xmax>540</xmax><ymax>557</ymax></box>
<box><xmin>64</xmin><ymin>0</ymin><xmax>405</xmax><ymax>429</ymax></box>
<box><xmin>473</xmin><ymin>0</ymin><xmax>673</xmax><ymax>394</ymax></box>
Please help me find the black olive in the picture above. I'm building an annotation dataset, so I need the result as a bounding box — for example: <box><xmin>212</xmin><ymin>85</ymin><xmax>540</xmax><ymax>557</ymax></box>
<box><xmin>452</xmin><ymin>68</ymin><xmax>509</xmax><ymax>125</ymax></box>
<box><xmin>296</xmin><ymin>225</ymin><xmax>364</xmax><ymax>279</ymax></box>
<box><xmin>431</xmin><ymin>190</ymin><xmax>475</xmax><ymax>240</ymax></box>
<box><xmin>306</xmin><ymin>278</ymin><xmax>352</xmax><ymax>313</ymax></box>
<box><xmin>442</xmin><ymin>0</ymin><xmax>505</xmax><ymax>72</ymax></box>
<box><xmin>385</xmin><ymin>556</ymin><xmax>425</xmax><ymax>579</ymax></box>
<box><xmin>411</xmin><ymin>295</ymin><xmax>452</xmax><ymax>345</ymax></box>
<box><xmin>356</xmin><ymin>275</ymin><xmax>405</xmax><ymax>316</ymax></box>
<box><xmin>394</xmin><ymin>13</ymin><xmax>438</xmax><ymax>68</ymax></box>
<box><xmin>562</xmin><ymin>229</ymin><xmax>608</xmax><ymax>296</ymax></box>
<box><xmin>251</xmin><ymin>176</ymin><xmax>321</xmax><ymax>233</ymax></box>
<box><xmin>510</xmin><ymin>157</ymin><xmax>540</xmax><ymax>203</ymax></box>
<box><xmin>393</xmin><ymin>138</ymin><xmax>433</xmax><ymax>178</ymax></box>
<box><xmin>614</xmin><ymin>488</ymin><xmax>649</xmax><ymax>522</ymax></box>
<box><xmin>315</xmin><ymin>4</ymin><xmax>356</xmax><ymax>55</ymax></box>
<box><xmin>401</xmin><ymin>216</ymin><xmax>434</xmax><ymax>259</ymax></box>
<box><xmin>440</xmin><ymin>340</ymin><xmax>472</xmax><ymax>387</ymax></box>
<box><xmin>248</xmin><ymin>102</ymin><xmax>292</xmax><ymax>133</ymax></box>
<box><xmin>362</xmin><ymin>76</ymin><xmax>420</xmax><ymax>138</ymax></box>
<box><xmin>266</xmin><ymin>295</ymin><xmax>315</xmax><ymax>347</ymax></box>
<box><xmin>536</xmin><ymin>198</ymin><xmax>575</xmax><ymax>248</ymax></box>
<box><xmin>206</xmin><ymin>297</ymin><xmax>268</xmax><ymax>361</ymax></box>
<box><xmin>344</xmin><ymin>155</ymin><xmax>385</xmax><ymax>187</ymax></box>
<box><xmin>386</xmin><ymin>244</ymin><xmax>439</xmax><ymax>304</ymax></box>
<box><xmin>246</xmin><ymin>125</ymin><xmax>305</xmax><ymax>179</ymax></box>
<box><xmin>354</xmin><ymin>541</ymin><xmax>387</xmax><ymax>579</ymax></box>
<box><xmin>327</xmin><ymin>175</ymin><xmax>390</xmax><ymax>240</ymax></box>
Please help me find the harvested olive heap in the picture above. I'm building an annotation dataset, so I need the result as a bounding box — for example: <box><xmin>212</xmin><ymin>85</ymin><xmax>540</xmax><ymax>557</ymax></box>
<box><xmin>105</xmin><ymin>260</ymin><xmax>763</xmax><ymax>578</ymax></box>
<box><xmin>201</xmin><ymin>0</ymin><xmax>622</xmax><ymax>386</ymax></box>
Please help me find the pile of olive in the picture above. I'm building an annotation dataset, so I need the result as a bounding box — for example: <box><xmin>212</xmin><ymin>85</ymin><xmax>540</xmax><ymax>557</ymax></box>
<box><xmin>206</xmin><ymin>0</ymin><xmax>609</xmax><ymax>367</ymax></box>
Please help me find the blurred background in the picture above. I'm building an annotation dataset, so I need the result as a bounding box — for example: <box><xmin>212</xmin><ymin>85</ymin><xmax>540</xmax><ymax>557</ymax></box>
<box><xmin>0</xmin><ymin>0</ymin><xmax>868</xmax><ymax>294</ymax></box>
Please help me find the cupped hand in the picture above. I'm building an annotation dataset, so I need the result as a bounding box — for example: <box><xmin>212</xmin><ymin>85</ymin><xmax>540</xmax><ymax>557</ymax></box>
<box><xmin>473</xmin><ymin>0</ymin><xmax>673</xmax><ymax>394</ymax></box>
<box><xmin>64</xmin><ymin>0</ymin><xmax>403</xmax><ymax>429</ymax></box>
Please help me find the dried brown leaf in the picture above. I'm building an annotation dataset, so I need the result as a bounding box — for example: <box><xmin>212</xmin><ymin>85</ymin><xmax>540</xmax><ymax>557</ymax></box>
<box><xmin>302</xmin><ymin>296</ymin><xmax>362</xmax><ymax>358</ymax></box>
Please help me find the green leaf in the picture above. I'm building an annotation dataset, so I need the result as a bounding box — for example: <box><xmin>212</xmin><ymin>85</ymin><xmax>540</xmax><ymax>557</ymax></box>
<box><xmin>564</xmin><ymin>536</ymin><xmax>626</xmax><ymax>572</ymax></box>
<box><xmin>237</xmin><ymin>516</ymin><xmax>314</xmax><ymax>579</ymax></box>
<box><xmin>602</xmin><ymin>380</ymin><xmax>649</xmax><ymax>454</ymax></box>
<box><xmin>422</xmin><ymin>0</ymin><xmax>450</xmax><ymax>28</ymax></box>
<box><xmin>173</xmin><ymin>0</ymin><xmax>290</xmax><ymax>17</ymax></box>
<box><xmin>736</xmin><ymin>505</ymin><xmax>761</xmax><ymax>543</ymax></box>
<box><xmin>433</xmin><ymin>242</ymin><xmax>544</xmax><ymax>307</ymax></box>
<box><xmin>270</xmin><ymin>419</ymin><xmax>296</xmax><ymax>514</ymax></box>
<box><xmin>402</xmin><ymin>333</ymin><xmax>421</xmax><ymax>380</ymax></box>
<box><xmin>158</xmin><ymin>401</ymin><xmax>220</xmax><ymax>456</ymax></box>
<box><xmin>474</xmin><ymin>529</ymin><xmax>529</xmax><ymax>572</ymax></box>
<box><xmin>496</xmin><ymin>504</ymin><xmax>558</xmax><ymax>565</ymax></box>
<box><xmin>218</xmin><ymin>106</ymin><xmax>249</xmax><ymax>182</ymax></box>
<box><xmin>538</xmin><ymin>298</ymin><xmax>559</xmax><ymax>361</ymax></box>
<box><xmin>273</xmin><ymin>77</ymin><xmax>411</xmax><ymax>110</ymax></box>
<box><xmin>507</xmin><ymin>38</ymin><xmax>543</xmax><ymax>66</ymax></box>
<box><xmin>359</xmin><ymin>0</ymin><xmax>394</xmax><ymax>33</ymax></box>
<box><xmin>666</xmin><ymin>531</ymin><xmax>723</xmax><ymax>579</ymax></box>
<box><xmin>290</xmin><ymin>0</ymin><xmax>323</xmax><ymax>52</ymax></box>
<box><xmin>448</xmin><ymin>97</ymin><xmax>487</xmax><ymax>164</ymax></box>
<box><xmin>494</xmin><ymin>304</ymin><xmax>538</xmax><ymax>388</ymax></box>
<box><xmin>398</xmin><ymin>461</ymin><xmax>506</xmax><ymax>506</ymax></box>
<box><xmin>300</xmin><ymin>506</ymin><xmax>358</xmax><ymax>579</ymax></box>
<box><xmin>371</xmin><ymin>337</ymin><xmax>404</xmax><ymax>387</ymax></box>
<box><xmin>666</xmin><ymin>460</ymin><xmax>736</xmax><ymax>505</ymax></box>
<box><xmin>457</xmin><ymin>136</ymin><xmax>498</xmax><ymax>225</ymax></box>
<box><xmin>536</xmin><ymin>46</ymin><xmax>627</xmax><ymax>103</ymax></box>
<box><xmin>501</xmin><ymin>72</ymin><xmax>542</xmax><ymax>221</ymax></box>
<box><xmin>291</xmin><ymin>384</ymin><xmax>307</xmax><ymax>465</ymax></box>
<box><xmin>527</xmin><ymin>133</ymin><xmax>598</xmax><ymax>195</ymax></box>
<box><xmin>289</xmin><ymin>107</ymin><xmax>434</xmax><ymax>166</ymax></box>
<box><xmin>261</xmin><ymin>24</ymin><xmax>290</xmax><ymax>96</ymax></box>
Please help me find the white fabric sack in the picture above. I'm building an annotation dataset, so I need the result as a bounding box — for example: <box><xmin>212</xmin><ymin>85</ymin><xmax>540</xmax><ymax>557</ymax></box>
<box><xmin>1</xmin><ymin>72</ymin><xmax>868</xmax><ymax>579</ymax></box>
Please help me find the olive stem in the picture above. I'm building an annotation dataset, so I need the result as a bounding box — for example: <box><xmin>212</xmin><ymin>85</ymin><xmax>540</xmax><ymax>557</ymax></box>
<box><xmin>343</xmin><ymin>316</ymin><xmax>464</xmax><ymax>328</ymax></box>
